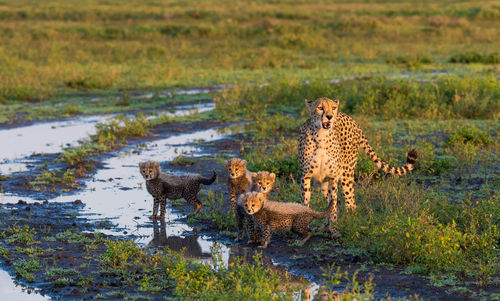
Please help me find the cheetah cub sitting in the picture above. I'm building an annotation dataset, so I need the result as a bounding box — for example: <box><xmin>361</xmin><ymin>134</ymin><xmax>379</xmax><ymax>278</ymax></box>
<box><xmin>139</xmin><ymin>161</ymin><xmax>216</xmax><ymax>218</ymax></box>
<box><xmin>235</xmin><ymin>171</ymin><xmax>276</xmax><ymax>243</ymax></box>
<box><xmin>242</xmin><ymin>191</ymin><xmax>334</xmax><ymax>248</ymax></box>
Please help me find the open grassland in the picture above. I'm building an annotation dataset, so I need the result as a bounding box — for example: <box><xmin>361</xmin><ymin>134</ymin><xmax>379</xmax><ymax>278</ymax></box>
<box><xmin>0</xmin><ymin>0</ymin><xmax>499</xmax><ymax>299</ymax></box>
<box><xmin>209</xmin><ymin>77</ymin><xmax>499</xmax><ymax>292</ymax></box>
<box><xmin>0</xmin><ymin>0</ymin><xmax>500</xmax><ymax>102</ymax></box>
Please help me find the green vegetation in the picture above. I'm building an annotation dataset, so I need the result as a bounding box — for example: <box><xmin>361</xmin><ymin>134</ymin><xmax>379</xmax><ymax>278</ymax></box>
<box><xmin>209</xmin><ymin>76</ymin><xmax>499</xmax><ymax>292</ymax></box>
<box><xmin>1</xmin><ymin>0</ymin><xmax>499</xmax><ymax>103</ymax></box>
<box><xmin>14</xmin><ymin>255</ymin><xmax>42</xmax><ymax>282</ymax></box>
<box><xmin>215</xmin><ymin>75</ymin><xmax>500</xmax><ymax>121</ymax></box>
<box><xmin>99</xmin><ymin>240</ymin><xmax>297</xmax><ymax>299</ymax></box>
<box><xmin>1</xmin><ymin>224</ymin><xmax>39</xmax><ymax>245</ymax></box>
<box><xmin>0</xmin><ymin>0</ymin><xmax>499</xmax><ymax>298</ymax></box>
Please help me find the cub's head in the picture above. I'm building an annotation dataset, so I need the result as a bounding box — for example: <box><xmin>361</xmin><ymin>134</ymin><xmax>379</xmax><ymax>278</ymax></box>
<box><xmin>305</xmin><ymin>97</ymin><xmax>339</xmax><ymax>130</ymax></box>
<box><xmin>252</xmin><ymin>171</ymin><xmax>276</xmax><ymax>193</ymax></box>
<box><xmin>224</xmin><ymin>158</ymin><xmax>247</xmax><ymax>179</ymax></box>
<box><xmin>242</xmin><ymin>191</ymin><xmax>266</xmax><ymax>215</ymax></box>
<box><xmin>139</xmin><ymin>161</ymin><xmax>160</xmax><ymax>180</ymax></box>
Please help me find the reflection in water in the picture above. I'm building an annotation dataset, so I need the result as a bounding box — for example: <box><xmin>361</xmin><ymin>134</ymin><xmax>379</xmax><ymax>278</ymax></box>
<box><xmin>148</xmin><ymin>219</ymin><xmax>211</xmax><ymax>259</ymax></box>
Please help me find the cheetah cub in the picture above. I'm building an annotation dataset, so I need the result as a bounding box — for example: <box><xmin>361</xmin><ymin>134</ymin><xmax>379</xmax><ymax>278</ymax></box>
<box><xmin>225</xmin><ymin>158</ymin><xmax>255</xmax><ymax>215</ymax></box>
<box><xmin>235</xmin><ymin>171</ymin><xmax>276</xmax><ymax>243</ymax></box>
<box><xmin>242</xmin><ymin>191</ymin><xmax>334</xmax><ymax>248</ymax></box>
<box><xmin>139</xmin><ymin>161</ymin><xmax>216</xmax><ymax>218</ymax></box>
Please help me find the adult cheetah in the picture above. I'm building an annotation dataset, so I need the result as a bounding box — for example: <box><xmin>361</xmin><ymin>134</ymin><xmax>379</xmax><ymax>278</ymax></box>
<box><xmin>298</xmin><ymin>97</ymin><xmax>418</xmax><ymax>236</ymax></box>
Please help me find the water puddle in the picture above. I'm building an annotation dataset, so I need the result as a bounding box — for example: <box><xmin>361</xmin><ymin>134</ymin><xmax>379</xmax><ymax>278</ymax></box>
<box><xmin>0</xmin><ymin>101</ymin><xmax>319</xmax><ymax>298</ymax></box>
<box><xmin>90</xmin><ymin>85</ymin><xmax>228</xmax><ymax>102</ymax></box>
<box><xmin>1</xmin><ymin>124</ymin><xmax>242</xmax><ymax>259</ymax></box>
<box><xmin>0</xmin><ymin>102</ymin><xmax>214</xmax><ymax>175</ymax></box>
<box><xmin>0</xmin><ymin>269</ymin><xmax>48</xmax><ymax>301</ymax></box>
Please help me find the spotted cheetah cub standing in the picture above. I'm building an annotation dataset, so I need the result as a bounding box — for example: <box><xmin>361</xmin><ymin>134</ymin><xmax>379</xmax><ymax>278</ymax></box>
<box><xmin>225</xmin><ymin>158</ymin><xmax>255</xmax><ymax>215</ymax></box>
<box><xmin>139</xmin><ymin>161</ymin><xmax>216</xmax><ymax>219</ymax></box>
<box><xmin>242</xmin><ymin>191</ymin><xmax>334</xmax><ymax>248</ymax></box>
<box><xmin>235</xmin><ymin>171</ymin><xmax>276</xmax><ymax>243</ymax></box>
<box><xmin>299</xmin><ymin>97</ymin><xmax>418</xmax><ymax>236</ymax></box>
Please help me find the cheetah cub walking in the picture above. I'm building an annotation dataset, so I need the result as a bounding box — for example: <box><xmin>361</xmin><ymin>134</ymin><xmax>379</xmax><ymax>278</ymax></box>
<box><xmin>235</xmin><ymin>171</ymin><xmax>276</xmax><ymax>243</ymax></box>
<box><xmin>139</xmin><ymin>161</ymin><xmax>216</xmax><ymax>218</ymax></box>
<box><xmin>242</xmin><ymin>191</ymin><xmax>334</xmax><ymax>248</ymax></box>
<box><xmin>299</xmin><ymin>97</ymin><xmax>418</xmax><ymax>236</ymax></box>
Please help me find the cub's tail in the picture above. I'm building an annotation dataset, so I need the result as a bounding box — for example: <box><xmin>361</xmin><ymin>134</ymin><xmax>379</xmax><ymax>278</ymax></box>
<box><xmin>360</xmin><ymin>133</ymin><xmax>418</xmax><ymax>176</ymax></box>
<box><xmin>312</xmin><ymin>196</ymin><xmax>336</xmax><ymax>219</ymax></box>
<box><xmin>199</xmin><ymin>170</ymin><xmax>217</xmax><ymax>185</ymax></box>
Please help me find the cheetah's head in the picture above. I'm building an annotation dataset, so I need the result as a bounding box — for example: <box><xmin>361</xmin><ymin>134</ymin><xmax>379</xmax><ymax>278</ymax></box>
<box><xmin>305</xmin><ymin>97</ymin><xmax>339</xmax><ymax>130</ymax></box>
<box><xmin>225</xmin><ymin>158</ymin><xmax>247</xmax><ymax>179</ymax></box>
<box><xmin>139</xmin><ymin>161</ymin><xmax>160</xmax><ymax>180</ymax></box>
<box><xmin>242</xmin><ymin>191</ymin><xmax>265</xmax><ymax>215</ymax></box>
<box><xmin>252</xmin><ymin>171</ymin><xmax>276</xmax><ymax>193</ymax></box>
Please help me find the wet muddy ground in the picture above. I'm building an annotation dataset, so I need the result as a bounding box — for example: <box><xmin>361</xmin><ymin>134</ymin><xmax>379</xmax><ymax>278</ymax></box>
<box><xmin>0</xmin><ymin>99</ymin><xmax>496</xmax><ymax>300</ymax></box>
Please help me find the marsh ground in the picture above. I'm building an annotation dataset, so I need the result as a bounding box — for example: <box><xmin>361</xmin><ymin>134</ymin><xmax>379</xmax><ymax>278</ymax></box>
<box><xmin>0</xmin><ymin>0</ymin><xmax>499</xmax><ymax>300</ymax></box>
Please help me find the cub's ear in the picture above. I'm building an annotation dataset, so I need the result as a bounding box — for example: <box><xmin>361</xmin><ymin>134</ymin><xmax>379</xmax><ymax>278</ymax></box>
<box><xmin>139</xmin><ymin>162</ymin><xmax>144</xmax><ymax>168</ymax></box>
<box><xmin>240</xmin><ymin>159</ymin><xmax>247</xmax><ymax>166</ymax></box>
<box><xmin>333</xmin><ymin>98</ymin><xmax>340</xmax><ymax>103</ymax></box>
<box><xmin>270</xmin><ymin>173</ymin><xmax>276</xmax><ymax>180</ymax></box>
<box><xmin>305</xmin><ymin>99</ymin><xmax>314</xmax><ymax>104</ymax></box>
<box><xmin>153</xmin><ymin>161</ymin><xmax>160</xmax><ymax>168</ymax></box>
<box><xmin>224</xmin><ymin>160</ymin><xmax>229</xmax><ymax>167</ymax></box>
<box><xmin>251</xmin><ymin>172</ymin><xmax>258</xmax><ymax>178</ymax></box>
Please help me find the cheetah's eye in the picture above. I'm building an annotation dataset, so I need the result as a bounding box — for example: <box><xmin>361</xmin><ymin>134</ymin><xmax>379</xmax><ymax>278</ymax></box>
<box><xmin>318</xmin><ymin>107</ymin><xmax>323</xmax><ymax>111</ymax></box>
<box><xmin>142</xmin><ymin>169</ymin><xmax>145</xmax><ymax>173</ymax></box>
<box><xmin>252</xmin><ymin>204</ymin><xmax>255</xmax><ymax>207</ymax></box>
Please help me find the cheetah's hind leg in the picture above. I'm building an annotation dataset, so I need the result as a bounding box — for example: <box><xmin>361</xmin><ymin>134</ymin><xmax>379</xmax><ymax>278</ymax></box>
<box><xmin>188</xmin><ymin>198</ymin><xmax>202</xmax><ymax>215</ymax></box>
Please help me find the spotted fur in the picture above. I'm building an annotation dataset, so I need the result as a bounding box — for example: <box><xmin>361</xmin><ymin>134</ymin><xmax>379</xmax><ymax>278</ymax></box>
<box><xmin>139</xmin><ymin>161</ymin><xmax>216</xmax><ymax>218</ymax></box>
<box><xmin>225</xmin><ymin>158</ymin><xmax>255</xmax><ymax>215</ymax></box>
<box><xmin>242</xmin><ymin>191</ymin><xmax>334</xmax><ymax>248</ymax></box>
<box><xmin>235</xmin><ymin>171</ymin><xmax>276</xmax><ymax>244</ymax></box>
<box><xmin>298</xmin><ymin>97</ymin><xmax>418</xmax><ymax>236</ymax></box>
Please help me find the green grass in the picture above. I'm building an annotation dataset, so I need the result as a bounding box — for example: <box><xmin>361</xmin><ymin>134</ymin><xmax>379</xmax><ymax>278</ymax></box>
<box><xmin>215</xmin><ymin>75</ymin><xmax>500</xmax><ymax>121</ymax></box>
<box><xmin>98</xmin><ymin>239</ymin><xmax>297</xmax><ymax>299</ymax></box>
<box><xmin>233</xmin><ymin>104</ymin><xmax>498</xmax><ymax>289</ymax></box>
<box><xmin>0</xmin><ymin>0</ymin><xmax>499</xmax><ymax>102</ymax></box>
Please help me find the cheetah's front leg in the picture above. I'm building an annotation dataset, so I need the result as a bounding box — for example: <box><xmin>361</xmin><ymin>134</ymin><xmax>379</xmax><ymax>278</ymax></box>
<box><xmin>230</xmin><ymin>192</ymin><xmax>238</xmax><ymax>216</ymax></box>
<box><xmin>327</xmin><ymin>179</ymin><xmax>341</xmax><ymax>238</ymax></box>
<box><xmin>258</xmin><ymin>225</ymin><xmax>272</xmax><ymax>249</ymax></box>
<box><xmin>246</xmin><ymin>216</ymin><xmax>260</xmax><ymax>244</ymax></box>
<box><xmin>149</xmin><ymin>198</ymin><xmax>160</xmax><ymax>219</ymax></box>
<box><xmin>301</xmin><ymin>173</ymin><xmax>313</xmax><ymax>207</ymax></box>
<box><xmin>158</xmin><ymin>197</ymin><xmax>167</xmax><ymax>219</ymax></box>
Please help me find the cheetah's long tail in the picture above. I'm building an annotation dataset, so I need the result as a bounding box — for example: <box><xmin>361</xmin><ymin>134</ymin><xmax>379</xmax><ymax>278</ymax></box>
<box><xmin>199</xmin><ymin>170</ymin><xmax>217</xmax><ymax>185</ymax></box>
<box><xmin>360</xmin><ymin>134</ymin><xmax>418</xmax><ymax>176</ymax></box>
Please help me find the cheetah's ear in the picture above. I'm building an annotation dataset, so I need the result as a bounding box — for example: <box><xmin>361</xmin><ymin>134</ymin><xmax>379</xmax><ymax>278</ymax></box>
<box><xmin>305</xmin><ymin>99</ymin><xmax>314</xmax><ymax>104</ymax></box>
<box><xmin>153</xmin><ymin>161</ymin><xmax>160</xmax><ymax>169</ymax></box>
<box><xmin>269</xmin><ymin>173</ymin><xmax>276</xmax><ymax>181</ymax></box>
<box><xmin>224</xmin><ymin>160</ymin><xmax>229</xmax><ymax>168</ymax></box>
<box><xmin>240</xmin><ymin>159</ymin><xmax>247</xmax><ymax>166</ymax></box>
<box><xmin>333</xmin><ymin>99</ymin><xmax>339</xmax><ymax>103</ymax></box>
<box><xmin>251</xmin><ymin>172</ymin><xmax>258</xmax><ymax>178</ymax></box>
<box><xmin>139</xmin><ymin>162</ymin><xmax>144</xmax><ymax>168</ymax></box>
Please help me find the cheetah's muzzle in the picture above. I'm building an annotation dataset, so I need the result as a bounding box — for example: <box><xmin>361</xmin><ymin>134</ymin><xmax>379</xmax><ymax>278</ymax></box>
<box><xmin>322</xmin><ymin>122</ymin><xmax>331</xmax><ymax>129</ymax></box>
